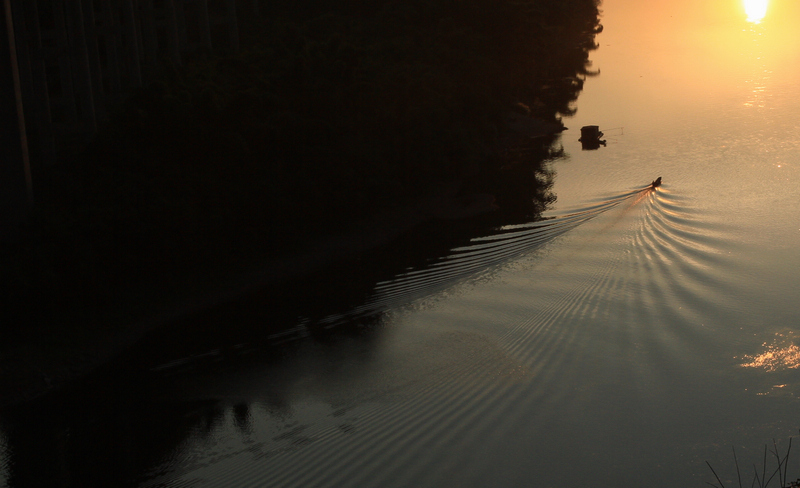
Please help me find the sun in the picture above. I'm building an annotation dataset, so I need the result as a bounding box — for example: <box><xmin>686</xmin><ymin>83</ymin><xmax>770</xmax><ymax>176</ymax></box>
<box><xmin>743</xmin><ymin>0</ymin><xmax>769</xmax><ymax>23</ymax></box>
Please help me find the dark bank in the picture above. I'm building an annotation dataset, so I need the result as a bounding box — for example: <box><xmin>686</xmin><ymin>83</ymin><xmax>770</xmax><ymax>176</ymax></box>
<box><xmin>1</xmin><ymin>0</ymin><xmax>601</xmax><ymax>405</ymax></box>
<box><xmin>0</xmin><ymin>1</ymin><xmax>603</xmax><ymax>485</ymax></box>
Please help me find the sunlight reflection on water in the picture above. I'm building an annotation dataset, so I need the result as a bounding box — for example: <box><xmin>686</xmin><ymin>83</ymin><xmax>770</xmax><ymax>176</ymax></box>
<box><xmin>741</xmin><ymin>334</ymin><xmax>800</xmax><ymax>372</ymax></box>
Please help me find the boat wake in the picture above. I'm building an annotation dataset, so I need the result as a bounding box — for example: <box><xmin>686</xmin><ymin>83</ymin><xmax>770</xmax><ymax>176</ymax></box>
<box><xmin>134</xmin><ymin>177</ymin><xmax>751</xmax><ymax>488</ymax></box>
<box><xmin>314</xmin><ymin>181</ymin><xmax>661</xmax><ymax>330</ymax></box>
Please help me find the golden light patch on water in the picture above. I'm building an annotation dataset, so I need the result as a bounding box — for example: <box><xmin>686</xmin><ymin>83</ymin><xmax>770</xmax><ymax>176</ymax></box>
<box><xmin>743</xmin><ymin>72</ymin><xmax>770</xmax><ymax>108</ymax></box>
<box><xmin>740</xmin><ymin>339</ymin><xmax>800</xmax><ymax>372</ymax></box>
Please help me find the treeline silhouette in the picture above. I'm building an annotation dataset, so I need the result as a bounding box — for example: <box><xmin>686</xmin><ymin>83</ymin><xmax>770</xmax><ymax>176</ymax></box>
<box><xmin>3</xmin><ymin>0</ymin><xmax>601</xmax><ymax>340</ymax></box>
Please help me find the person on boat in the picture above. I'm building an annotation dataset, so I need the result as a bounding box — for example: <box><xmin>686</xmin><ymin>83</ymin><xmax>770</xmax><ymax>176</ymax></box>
<box><xmin>651</xmin><ymin>176</ymin><xmax>662</xmax><ymax>188</ymax></box>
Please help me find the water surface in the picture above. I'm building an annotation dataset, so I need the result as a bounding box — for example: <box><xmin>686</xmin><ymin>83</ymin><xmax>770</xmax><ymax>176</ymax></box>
<box><xmin>3</xmin><ymin>1</ymin><xmax>800</xmax><ymax>487</ymax></box>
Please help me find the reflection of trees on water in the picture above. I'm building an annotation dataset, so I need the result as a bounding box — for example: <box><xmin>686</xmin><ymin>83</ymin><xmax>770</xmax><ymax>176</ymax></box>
<box><xmin>0</xmin><ymin>128</ymin><xmax>568</xmax><ymax>488</ymax></box>
<box><xmin>0</xmin><ymin>1</ymin><xmax>602</xmax><ymax>486</ymax></box>
<box><xmin>0</xmin><ymin>145</ymin><xmax>560</xmax><ymax>488</ymax></box>
<box><xmin>0</xmin><ymin>390</ymin><xmax>225</xmax><ymax>487</ymax></box>
<box><xmin>233</xmin><ymin>402</ymin><xmax>252</xmax><ymax>434</ymax></box>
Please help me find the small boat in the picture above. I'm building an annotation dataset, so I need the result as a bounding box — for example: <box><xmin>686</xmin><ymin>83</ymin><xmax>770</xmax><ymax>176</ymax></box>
<box><xmin>579</xmin><ymin>125</ymin><xmax>606</xmax><ymax>149</ymax></box>
<box><xmin>650</xmin><ymin>176</ymin><xmax>662</xmax><ymax>188</ymax></box>
<box><xmin>579</xmin><ymin>125</ymin><xmax>604</xmax><ymax>141</ymax></box>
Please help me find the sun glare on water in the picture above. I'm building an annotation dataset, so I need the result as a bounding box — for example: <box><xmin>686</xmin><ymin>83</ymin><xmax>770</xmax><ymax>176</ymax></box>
<box><xmin>744</xmin><ymin>0</ymin><xmax>769</xmax><ymax>23</ymax></box>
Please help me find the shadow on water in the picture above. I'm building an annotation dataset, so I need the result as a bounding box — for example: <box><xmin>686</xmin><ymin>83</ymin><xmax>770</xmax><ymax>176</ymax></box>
<box><xmin>0</xmin><ymin>139</ymin><xmax>558</xmax><ymax>488</ymax></box>
<box><xmin>0</xmin><ymin>2</ymin><xmax>612</xmax><ymax>481</ymax></box>
<box><xmin>0</xmin><ymin>160</ymin><xmax>663</xmax><ymax>487</ymax></box>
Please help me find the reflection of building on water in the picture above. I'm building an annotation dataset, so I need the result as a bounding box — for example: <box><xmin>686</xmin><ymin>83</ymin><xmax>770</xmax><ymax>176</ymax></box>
<box><xmin>579</xmin><ymin>125</ymin><xmax>607</xmax><ymax>150</ymax></box>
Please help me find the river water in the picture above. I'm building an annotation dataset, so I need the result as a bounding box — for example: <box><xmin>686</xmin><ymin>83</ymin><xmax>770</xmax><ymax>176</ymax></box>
<box><xmin>2</xmin><ymin>0</ymin><xmax>800</xmax><ymax>487</ymax></box>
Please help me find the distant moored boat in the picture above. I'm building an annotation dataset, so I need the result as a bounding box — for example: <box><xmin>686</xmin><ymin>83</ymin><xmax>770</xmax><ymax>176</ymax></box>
<box><xmin>579</xmin><ymin>125</ymin><xmax>606</xmax><ymax>149</ymax></box>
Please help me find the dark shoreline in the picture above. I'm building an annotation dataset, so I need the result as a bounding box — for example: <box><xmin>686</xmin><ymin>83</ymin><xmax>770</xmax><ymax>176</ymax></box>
<box><xmin>1</xmin><ymin>0</ymin><xmax>603</xmax><ymax>407</ymax></box>
<box><xmin>0</xmin><ymin>174</ymin><xmax>520</xmax><ymax>408</ymax></box>
<box><xmin>0</xmin><ymin>114</ymin><xmax>563</xmax><ymax>408</ymax></box>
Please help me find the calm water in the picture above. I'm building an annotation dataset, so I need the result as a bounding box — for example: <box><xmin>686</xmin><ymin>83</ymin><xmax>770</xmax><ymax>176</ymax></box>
<box><xmin>3</xmin><ymin>1</ymin><xmax>800</xmax><ymax>487</ymax></box>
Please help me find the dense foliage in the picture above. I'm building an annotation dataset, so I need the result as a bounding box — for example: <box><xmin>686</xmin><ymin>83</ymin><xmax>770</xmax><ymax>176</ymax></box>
<box><xmin>3</xmin><ymin>0</ymin><xmax>602</xmax><ymax>338</ymax></box>
<box><xmin>95</xmin><ymin>0</ymin><xmax>601</xmax><ymax>226</ymax></box>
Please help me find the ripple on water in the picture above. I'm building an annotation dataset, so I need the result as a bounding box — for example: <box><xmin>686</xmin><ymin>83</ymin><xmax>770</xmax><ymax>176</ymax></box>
<box><xmin>140</xmin><ymin>182</ymin><xmax>757</xmax><ymax>488</ymax></box>
<box><xmin>321</xmin><ymin>184</ymin><xmax>657</xmax><ymax>328</ymax></box>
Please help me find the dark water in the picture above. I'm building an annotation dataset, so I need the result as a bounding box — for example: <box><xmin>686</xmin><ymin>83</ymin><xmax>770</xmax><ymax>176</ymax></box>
<box><xmin>3</xmin><ymin>1</ymin><xmax>800</xmax><ymax>487</ymax></box>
